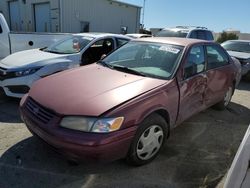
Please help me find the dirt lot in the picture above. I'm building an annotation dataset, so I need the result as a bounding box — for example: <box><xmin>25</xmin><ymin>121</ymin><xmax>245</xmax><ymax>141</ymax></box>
<box><xmin>0</xmin><ymin>81</ymin><xmax>249</xmax><ymax>188</ymax></box>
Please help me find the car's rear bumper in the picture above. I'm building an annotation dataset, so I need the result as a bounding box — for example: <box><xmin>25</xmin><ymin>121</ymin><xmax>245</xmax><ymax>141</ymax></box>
<box><xmin>20</xmin><ymin>106</ymin><xmax>137</xmax><ymax>162</ymax></box>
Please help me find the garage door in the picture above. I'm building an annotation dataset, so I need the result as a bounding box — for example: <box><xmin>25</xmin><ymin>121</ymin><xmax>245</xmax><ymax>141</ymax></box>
<box><xmin>9</xmin><ymin>0</ymin><xmax>21</xmax><ymax>31</ymax></box>
<box><xmin>34</xmin><ymin>3</ymin><xmax>51</xmax><ymax>32</ymax></box>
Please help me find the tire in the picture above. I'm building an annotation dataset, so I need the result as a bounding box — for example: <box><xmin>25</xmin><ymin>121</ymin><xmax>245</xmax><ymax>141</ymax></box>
<box><xmin>126</xmin><ymin>113</ymin><xmax>168</xmax><ymax>166</ymax></box>
<box><xmin>0</xmin><ymin>88</ymin><xmax>7</xmax><ymax>98</ymax></box>
<box><xmin>213</xmin><ymin>86</ymin><xmax>234</xmax><ymax>110</ymax></box>
<box><xmin>243</xmin><ymin>71</ymin><xmax>250</xmax><ymax>82</ymax></box>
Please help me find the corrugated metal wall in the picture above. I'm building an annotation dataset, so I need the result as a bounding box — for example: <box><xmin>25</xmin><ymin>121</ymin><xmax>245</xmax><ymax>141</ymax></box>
<box><xmin>0</xmin><ymin>0</ymin><xmax>140</xmax><ymax>34</ymax></box>
<box><xmin>60</xmin><ymin>0</ymin><xmax>140</xmax><ymax>33</ymax></box>
<box><xmin>0</xmin><ymin>1</ymin><xmax>12</xmax><ymax>30</ymax></box>
<box><xmin>0</xmin><ymin>0</ymin><xmax>60</xmax><ymax>32</ymax></box>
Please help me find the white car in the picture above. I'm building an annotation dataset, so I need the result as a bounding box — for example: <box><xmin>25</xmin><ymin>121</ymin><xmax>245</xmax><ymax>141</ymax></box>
<box><xmin>224</xmin><ymin>124</ymin><xmax>250</xmax><ymax>188</ymax></box>
<box><xmin>155</xmin><ymin>26</ymin><xmax>214</xmax><ymax>41</ymax></box>
<box><xmin>126</xmin><ymin>33</ymin><xmax>152</xmax><ymax>38</ymax></box>
<box><xmin>221</xmin><ymin>40</ymin><xmax>250</xmax><ymax>81</ymax></box>
<box><xmin>0</xmin><ymin>33</ymin><xmax>130</xmax><ymax>98</ymax></box>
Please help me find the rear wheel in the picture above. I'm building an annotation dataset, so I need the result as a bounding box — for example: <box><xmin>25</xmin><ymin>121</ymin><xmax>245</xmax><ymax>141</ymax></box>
<box><xmin>126</xmin><ymin>113</ymin><xmax>168</xmax><ymax>166</ymax></box>
<box><xmin>213</xmin><ymin>86</ymin><xmax>234</xmax><ymax>110</ymax></box>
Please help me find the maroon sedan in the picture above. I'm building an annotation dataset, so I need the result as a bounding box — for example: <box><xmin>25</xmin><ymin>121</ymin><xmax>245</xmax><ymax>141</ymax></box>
<box><xmin>20</xmin><ymin>38</ymin><xmax>239</xmax><ymax>166</ymax></box>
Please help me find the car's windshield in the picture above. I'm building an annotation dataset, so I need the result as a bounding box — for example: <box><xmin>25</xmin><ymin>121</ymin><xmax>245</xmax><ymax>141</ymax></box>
<box><xmin>222</xmin><ymin>41</ymin><xmax>250</xmax><ymax>53</ymax></box>
<box><xmin>44</xmin><ymin>36</ymin><xmax>94</xmax><ymax>54</ymax></box>
<box><xmin>155</xmin><ymin>29</ymin><xmax>188</xmax><ymax>38</ymax></box>
<box><xmin>102</xmin><ymin>41</ymin><xmax>184</xmax><ymax>80</ymax></box>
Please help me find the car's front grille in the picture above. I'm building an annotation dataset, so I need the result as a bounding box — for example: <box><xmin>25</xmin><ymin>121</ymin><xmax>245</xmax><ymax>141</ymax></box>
<box><xmin>236</xmin><ymin>58</ymin><xmax>248</xmax><ymax>65</ymax></box>
<box><xmin>25</xmin><ymin>97</ymin><xmax>56</xmax><ymax>124</ymax></box>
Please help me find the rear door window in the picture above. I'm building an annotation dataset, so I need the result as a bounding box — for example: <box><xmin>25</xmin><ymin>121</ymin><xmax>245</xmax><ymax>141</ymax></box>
<box><xmin>206</xmin><ymin>45</ymin><xmax>229</xmax><ymax>70</ymax></box>
<box><xmin>0</xmin><ymin>24</ymin><xmax>2</xmax><ymax>33</ymax></box>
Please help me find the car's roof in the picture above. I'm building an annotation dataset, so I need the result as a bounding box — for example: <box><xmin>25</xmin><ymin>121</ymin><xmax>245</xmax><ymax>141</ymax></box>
<box><xmin>133</xmin><ymin>37</ymin><xmax>211</xmax><ymax>46</ymax></box>
<box><xmin>161</xmin><ymin>26</ymin><xmax>210</xmax><ymax>33</ymax></box>
<box><xmin>161</xmin><ymin>27</ymin><xmax>190</xmax><ymax>33</ymax></box>
<box><xmin>126</xmin><ymin>33</ymin><xmax>152</xmax><ymax>38</ymax></box>
<box><xmin>73</xmin><ymin>32</ymin><xmax>130</xmax><ymax>39</ymax></box>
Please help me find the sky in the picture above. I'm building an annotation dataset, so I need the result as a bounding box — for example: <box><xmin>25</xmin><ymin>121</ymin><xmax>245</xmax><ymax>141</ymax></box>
<box><xmin>119</xmin><ymin>0</ymin><xmax>250</xmax><ymax>33</ymax></box>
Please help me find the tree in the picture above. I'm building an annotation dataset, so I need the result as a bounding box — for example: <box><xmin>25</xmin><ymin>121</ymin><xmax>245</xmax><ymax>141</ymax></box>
<box><xmin>216</xmin><ymin>32</ymin><xmax>239</xmax><ymax>43</ymax></box>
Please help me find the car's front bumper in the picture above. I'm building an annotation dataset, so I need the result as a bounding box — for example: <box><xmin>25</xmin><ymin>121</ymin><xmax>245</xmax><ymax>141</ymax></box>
<box><xmin>0</xmin><ymin>74</ymin><xmax>40</xmax><ymax>98</ymax></box>
<box><xmin>20</xmin><ymin>102</ymin><xmax>137</xmax><ymax>162</ymax></box>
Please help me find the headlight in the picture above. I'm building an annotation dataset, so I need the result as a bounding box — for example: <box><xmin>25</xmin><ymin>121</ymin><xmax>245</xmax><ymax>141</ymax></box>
<box><xmin>15</xmin><ymin>67</ymin><xmax>41</xmax><ymax>77</ymax></box>
<box><xmin>60</xmin><ymin>116</ymin><xmax>124</xmax><ymax>133</ymax></box>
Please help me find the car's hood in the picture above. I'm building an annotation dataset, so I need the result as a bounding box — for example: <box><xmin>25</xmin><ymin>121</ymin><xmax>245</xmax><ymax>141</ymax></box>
<box><xmin>227</xmin><ymin>51</ymin><xmax>250</xmax><ymax>60</ymax></box>
<box><xmin>29</xmin><ymin>64</ymin><xmax>166</xmax><ymax>116</ymax></box>
<box><xmin>0</xmin><ymin>49</ymin><xmax>69</xmax><ymax>69</ymax></box>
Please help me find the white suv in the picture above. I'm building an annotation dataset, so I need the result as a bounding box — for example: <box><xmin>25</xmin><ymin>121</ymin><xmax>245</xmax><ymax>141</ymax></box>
<box><xmin>155</xmin><ymin>26</ymin><xmax>214</xmax><ymax>41</ymax></box>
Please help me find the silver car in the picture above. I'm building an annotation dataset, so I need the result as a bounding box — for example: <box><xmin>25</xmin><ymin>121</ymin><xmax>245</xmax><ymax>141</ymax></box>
<box><xmin>221</xmin><ymin>40</ymin><xmax>250</xmax><ymax>81</ymax></box>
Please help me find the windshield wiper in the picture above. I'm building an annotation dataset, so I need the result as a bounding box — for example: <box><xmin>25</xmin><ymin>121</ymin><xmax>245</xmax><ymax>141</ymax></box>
<box><xmin>97</xmin><ymin>60</ymin><xmax>114</xmax><ymax>69</ymax></box>
<box><xmin>112</xmin><ymin>65</ymin><xmax>147</xmax><ymax>77</ymax></box>
<box><xmin>40</xmin><ymin>47</ymin><xmax>47</xmax><ymax>51</ymax></box>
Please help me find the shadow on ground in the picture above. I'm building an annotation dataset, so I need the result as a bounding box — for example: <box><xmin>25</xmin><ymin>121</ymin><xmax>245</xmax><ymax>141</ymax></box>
<box><xmin>163</xmin><ymin>101</ymin><xmax>250</xmax><ymax>188</ymax></box>
<box><xmin>0</xmin><ymin>99</ymin><xmax>249</xmax><ymax>188</ymax></box>
<box><xmin>0</xmin><ymin>94</ymin><xmax>22</xmax><ymax>123</ymax></box>
<box><xmin>236</xmin><ymin>80</ymin><xmax>250</xmax><ymax>91</ymax></box>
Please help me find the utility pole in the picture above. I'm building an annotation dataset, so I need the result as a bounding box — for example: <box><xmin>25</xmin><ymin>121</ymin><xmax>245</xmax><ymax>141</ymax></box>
<box><xmin>142</xmin><ymin>0</ymin><xmax>146</xmax><ymax>27</ymax></box>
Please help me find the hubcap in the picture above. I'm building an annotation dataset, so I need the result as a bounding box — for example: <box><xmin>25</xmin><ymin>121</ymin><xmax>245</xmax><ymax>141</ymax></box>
<box><xmin>136</xmin><ymin>125</ymin><xmax>164</xmax><ymax>160</ymax></box>
<box><xmin>224</xmin><ymin>87</ymin><xmax>233</xmax><ymax>106</ymax></box>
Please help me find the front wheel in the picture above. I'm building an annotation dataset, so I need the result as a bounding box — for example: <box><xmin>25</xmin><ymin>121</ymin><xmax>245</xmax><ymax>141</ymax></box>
<box><xmin>213</xmin><ymin>86</ymin><xmax>234</xmax><ymax>110</ymax></box>
<box><xmin>243</xmin><ymin>71</ymin><xmax>250</xmax><ymax>82</ymax></box>
<box><xmin>126</xmin><ymin>113</ymin><xmax>168</xmax><ymax>166</ymax></box>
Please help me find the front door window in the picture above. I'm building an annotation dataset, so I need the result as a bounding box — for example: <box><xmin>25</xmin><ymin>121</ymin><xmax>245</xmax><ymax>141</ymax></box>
<box><xmin>177</xmin><ymin>45</ymin><xmax>206</xmax><ymax>123</ymax></box>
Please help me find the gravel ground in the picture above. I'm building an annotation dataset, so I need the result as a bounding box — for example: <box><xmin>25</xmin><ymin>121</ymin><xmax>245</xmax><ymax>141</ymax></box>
<box><xmin>0</xmin><ymin>81</ymin><xmax>249</xmax><ymax>188</ymax></box>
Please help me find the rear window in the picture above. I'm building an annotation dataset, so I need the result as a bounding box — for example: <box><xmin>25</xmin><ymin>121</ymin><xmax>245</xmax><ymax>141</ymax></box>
<box><xmin>206</xmin><ymin>31</ymin><xmax>214</xmax><ymax>41</ymax></box>
<box><xmin>190</xmin><ymin>30</ymin><xmax>214</xmax><ymax>41</ymax></box>
<box><xmin>156</xmin><ymin>29</ymin><xmax>188</xmax><ymax>38</ymax></box>
<box><xmin>196</xmin><ymin>30</ymin><xmax>206</xmax><ymax>40</ymax></box>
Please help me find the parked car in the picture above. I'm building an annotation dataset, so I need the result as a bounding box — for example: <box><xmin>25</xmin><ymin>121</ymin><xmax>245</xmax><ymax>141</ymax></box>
<box><xmin>20</xmin><ymin>37</ymin><xmax>240</xmax><ymax>166</ymax></box>
<box><xmin>221</xmin><ymin>40</ymin><xmax>250</xmax><ymax>81</ymax></box>
<box><xmin>224</xmin><ymin>124</ymin><xmax>250</xmax><ymax>188</ymax></box>
<box><xmin>155</xmin><ymin>26</ymin><xmax>214</xmax><ymax>41</ymax></box>
<box><xmin>0</xmin><ymin>13</ymin><xmax>71</xmax><ymax>60</ymax></box>
<box><xmin>0</xmin><ymin>33</ymin><xmax>130</xmax><ymax>98</ymax></box>
<box><xmin>126</xmin><ymin>33</ymin><xmax>152</xmax><ymax>38</ymax></box>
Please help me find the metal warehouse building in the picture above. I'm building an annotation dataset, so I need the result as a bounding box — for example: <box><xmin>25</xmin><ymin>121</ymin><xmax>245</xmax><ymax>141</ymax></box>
<box><xmin>0</xmin><ymin>0</ymin><xmax>141</xmax><ymax>33</ymax></box>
